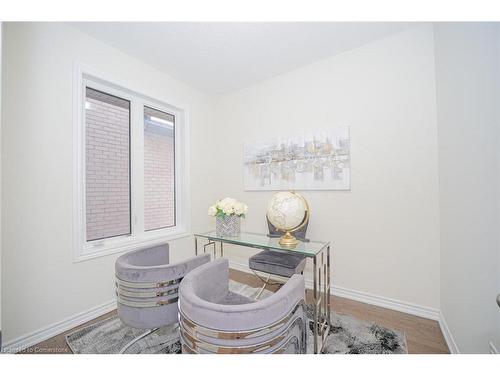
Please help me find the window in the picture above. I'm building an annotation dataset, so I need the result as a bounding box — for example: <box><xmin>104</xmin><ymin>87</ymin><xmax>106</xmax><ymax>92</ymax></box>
<box><xmin>74</xmin><ymin>68</ymin><xmax>189</xmax><ymax>262</ymax></box>
<box><xmin>144</xmin><ymin>107</ymin><xmax>176</xmax><ymax>231</ymax></box>
<box><xmin>85</xmin><ymin>88</ymin><xmax>131</xmax><ymax>241</ymax></box>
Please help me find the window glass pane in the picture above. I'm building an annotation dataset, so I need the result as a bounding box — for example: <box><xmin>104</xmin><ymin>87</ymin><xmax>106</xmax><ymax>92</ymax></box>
<box><xmin>144</xmin><ymin>106</ymin><xmax>176</xmax><ymax>231</ymax></box>
<box><xmin>85</xmin><ymin>87</ymin><xmax>131</xmax><ymax>241</ymax></box>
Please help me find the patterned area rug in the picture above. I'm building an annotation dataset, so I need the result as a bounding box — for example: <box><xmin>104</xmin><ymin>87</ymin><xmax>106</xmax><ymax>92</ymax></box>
<box><xmin>66</xmin><ymin>281</ymin><xmax>407</xmax><ymax>354</ymax></box>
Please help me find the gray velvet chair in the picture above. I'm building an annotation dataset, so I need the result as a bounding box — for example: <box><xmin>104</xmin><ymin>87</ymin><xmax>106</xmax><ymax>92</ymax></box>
<box><xmin>178</xmin><ymin>258</ymin><xmax>307</xmax><ymax>354</ymax></box>
<box><xmin>249</xmin><ymin>250</ymin><xmax>307</xmax><ymax>298</ymax></box>
<box><xmin>115</xmin><ymin>244</ymin><xmax>210</xmax><ymax>353</ymax></box>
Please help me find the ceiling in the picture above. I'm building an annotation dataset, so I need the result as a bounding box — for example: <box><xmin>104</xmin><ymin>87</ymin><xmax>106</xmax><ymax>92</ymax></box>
<box><xmin>71</xmin><ymin>22</ymin><xmax>414</xmax><ymax>95</ymax></box>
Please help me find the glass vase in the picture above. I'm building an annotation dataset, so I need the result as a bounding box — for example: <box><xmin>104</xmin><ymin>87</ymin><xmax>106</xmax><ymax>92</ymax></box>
<box><xmin>216</xmin><ymin>215</ymin><xmax>241</xmax><ymax>237</ymax></box>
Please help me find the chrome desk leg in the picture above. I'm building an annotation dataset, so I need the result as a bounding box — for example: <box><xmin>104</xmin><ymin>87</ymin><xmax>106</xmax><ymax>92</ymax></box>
<box><xmin>255</xmin><ymin>273</ymin><xmax>271</xmax><ymax>299</ymax></box>
<box><xmin>119</xmin><ymin>327</ymin><xmax>159</xmax><ymax>354</ymax></box>
<box><xmin>220</xmin><ymin>241</ymin><xmax>224</xmax><ymax>258</ymax></box>
<box><xmin>195</xmin><ymin>236</ymin><xmax>198</xmax><ymax>256</ymax></box>
<box><xmin>327</xmin><ymin>245</ymin><xmax>331</xmax><ymax>328</ymax></box>
<box><xmin>313</xmin><ymin>246</ymin><xmax>331</xmax><ymax>354</ymax></box>
<box><xmin>203</xmin><ymin>241</ymin><xmax>216</xmax><ymax>260</ymax></box>
<box><xmin>313</xmin><ymin>255</ymin><xmax>318</xmax><ymax>353</ymax></box>
<box><xmin>321</xmin><ymin>246</ymin><xmax>330</xmax><ymax>352</ymax></box>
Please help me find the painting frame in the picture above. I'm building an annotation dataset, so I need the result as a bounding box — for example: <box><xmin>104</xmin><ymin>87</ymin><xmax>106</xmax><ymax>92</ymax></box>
<box><xmin>243</xmin><ymin>127</ymin><xmax>351</xmax><ymax>191</ymax></box>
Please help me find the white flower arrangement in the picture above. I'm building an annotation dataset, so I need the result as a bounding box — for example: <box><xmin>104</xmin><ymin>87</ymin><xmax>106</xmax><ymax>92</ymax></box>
<box><xmin>208</xmin><ymin>197</ymin><xmax>248</xmax><ymax>218</ymax></box>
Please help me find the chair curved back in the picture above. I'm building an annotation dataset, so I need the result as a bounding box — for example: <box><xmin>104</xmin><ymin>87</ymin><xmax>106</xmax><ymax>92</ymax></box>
<box><xmin>115</xmin><ymin>244</ymin><xmax>210</xmax><ymax>329</ymax></box>
<box><xmin>179</xmin><ymin>258</ymin><xmax>307</xmax><ymax>354</ymax></box>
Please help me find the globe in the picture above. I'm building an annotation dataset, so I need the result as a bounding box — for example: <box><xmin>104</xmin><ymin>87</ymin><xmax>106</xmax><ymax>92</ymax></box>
<box><xmin>267</xmin><ymin>191</ymin><xmax>307</xmax><ymax>231</ymax></box>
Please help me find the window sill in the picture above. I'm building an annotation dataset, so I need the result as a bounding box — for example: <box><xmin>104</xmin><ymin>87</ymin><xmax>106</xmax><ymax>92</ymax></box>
<box><xmin>74</xmin><ymin>229</ymin><xmax>191</xmax><ymax>263</ymax></box>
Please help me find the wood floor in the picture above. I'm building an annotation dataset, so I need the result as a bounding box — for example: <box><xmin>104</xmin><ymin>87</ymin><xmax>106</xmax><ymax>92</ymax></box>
<box><xmin>229</xmin><ymin>269</ymin><xmax>449</xmax><ymax>354</ymax></box>
<box><xmin>20</xmin><ymin>269</ymin><xmax>449</xmax><ymax>354</ymax></box>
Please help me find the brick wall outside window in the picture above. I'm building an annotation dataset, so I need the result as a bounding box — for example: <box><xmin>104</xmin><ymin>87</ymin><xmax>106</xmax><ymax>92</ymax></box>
<box><xmin>85</xmin><ymin>89</ymin><xmax>131</xmax><ymax>241</ymax></box>
<box><xmin>144</xmin><ymin>109</ymin><xmax>175</xmax><ymax>230</ymax></box>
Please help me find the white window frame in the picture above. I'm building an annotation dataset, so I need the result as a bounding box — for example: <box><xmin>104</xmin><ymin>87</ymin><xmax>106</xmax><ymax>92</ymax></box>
<box><xmin>73</xmin><ymin>64</ymin><xmax>190</xmax><ymax>262</ymax></box>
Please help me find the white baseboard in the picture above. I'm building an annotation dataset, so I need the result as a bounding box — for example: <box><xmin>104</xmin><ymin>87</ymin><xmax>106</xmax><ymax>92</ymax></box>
<box><xmin>438</xmin><ymin>311</ymin><xmax>459</xmax><ymax>354</ymax></box>
<box><xmin>2</xmin><ymin>299</ymin><xmax>117</xmax><ymax>353</ymax></box>
<box><xmin>329</xmin><ymin>284</ymin><xmax>440</xmax><ymax>321</ymax></box>
<box><xmin>230</xmin><ymin>260</ymin><xmax>440</xmax><ymax>321</ymax></box>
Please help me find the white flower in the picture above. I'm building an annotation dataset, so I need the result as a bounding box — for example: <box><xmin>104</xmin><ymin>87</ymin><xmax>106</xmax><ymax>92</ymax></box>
<box><xmin>222</xmin><ymin>205</ymin><xmax>234</xmax><ymax>215</ymax></box>
<box><xmin>210</xmin><ymin>197</ymin><xmax>247</xmax><ymax>218</ymax></box>
<box><xmin>234</xmin><ymin>202</ymin><xmax>248</xmax><ymax>216</ymax></box>
<box><xmin>207</xmin><ymin>205</ymin><xmax>217</xmax><ymax>217</ymax></box>
<box><xmin>233</xmin><ymin>202</ymin><xmax>243</xmax><ymax>215</ymax></box>
<box><xmin>217</xmin><ymin>197</ymin><xmax>236</xmax><ymax>210</ymax></box>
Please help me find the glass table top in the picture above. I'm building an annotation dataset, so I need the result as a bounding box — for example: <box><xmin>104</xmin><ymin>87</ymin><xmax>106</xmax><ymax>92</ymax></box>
<box><xmin>194</xmin><ymin>231</ymin><xmax>330</xmax><ymax>257</ymax></box>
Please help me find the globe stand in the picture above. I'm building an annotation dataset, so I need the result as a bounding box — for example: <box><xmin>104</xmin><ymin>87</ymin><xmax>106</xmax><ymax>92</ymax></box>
<box><xmin>268</xmin><ymin>191</ymin><xmax>311</xmax><ymax>249</ymax></box>
<box><xmin>279</xmin><ymin>230</ymin><xmax>299</xmax><ymax>248</ymax></box>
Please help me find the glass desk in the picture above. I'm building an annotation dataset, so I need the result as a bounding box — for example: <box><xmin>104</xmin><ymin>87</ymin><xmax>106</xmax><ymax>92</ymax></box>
<box><xmin>194</xmin><ymin>231</ymin><xmax>331</xmax><ymax>354</ymax></box>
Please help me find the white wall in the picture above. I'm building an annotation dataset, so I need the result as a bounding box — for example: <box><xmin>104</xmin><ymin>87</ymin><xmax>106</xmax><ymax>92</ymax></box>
<box><xmin>434</xmin><ymin>23</ymin><xmax>500</xmax><ymax>353</ymax></box>
<box><xmin>213</xmin><ymin>25</ymin><xmax>441</xmax><ymax>311</ymax></box>
<box><xmin>1</xmin><ymin>22</ymin><xmax>216</xmax><ymax>344</ymax></box>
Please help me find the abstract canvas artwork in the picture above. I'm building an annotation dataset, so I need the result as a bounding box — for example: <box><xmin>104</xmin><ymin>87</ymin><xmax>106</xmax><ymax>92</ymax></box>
<box><xmin>243</xmin><ymin>127</ymin><xmax>350</xmax><ymax>191</ymax></box>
